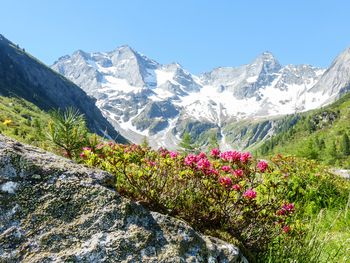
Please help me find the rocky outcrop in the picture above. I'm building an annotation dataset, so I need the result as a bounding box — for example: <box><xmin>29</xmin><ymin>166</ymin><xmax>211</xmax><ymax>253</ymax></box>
<box><xmin>0</xmin><ymin>135</ymin><xmax>247</xmax><ymax>263</ymax></box>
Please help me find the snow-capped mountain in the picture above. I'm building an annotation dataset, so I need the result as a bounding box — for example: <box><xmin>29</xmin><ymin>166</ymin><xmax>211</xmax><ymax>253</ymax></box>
<box><xmin>51</xmin><ymin>46</ymin><xmax>350</xmax><ymax>150</ymax></box>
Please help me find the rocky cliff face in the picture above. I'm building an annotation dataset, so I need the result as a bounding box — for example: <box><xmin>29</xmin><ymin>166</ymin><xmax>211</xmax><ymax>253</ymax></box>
<box><xmin>0</xmin><ymin>135</ymin><xmax>247</xmax><ymax>263</ymax></box>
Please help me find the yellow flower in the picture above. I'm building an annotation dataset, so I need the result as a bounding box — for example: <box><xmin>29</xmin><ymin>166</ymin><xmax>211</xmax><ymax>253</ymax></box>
<box><xmin>2</xmin><ymin>119</ymin><xmax>12</xmax><ymax>126</ymax></box>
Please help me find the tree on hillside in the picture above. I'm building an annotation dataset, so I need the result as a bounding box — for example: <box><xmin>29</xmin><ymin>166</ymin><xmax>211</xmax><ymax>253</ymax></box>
<box><xmin>340</xmin><ymin>133</ymin><xmax>350</xmax><ymax>156</ymax></box>
<box><xmin>141</xmin><ymin>136</ymin><xmax>150</xmax><ymax>148</ymax></box>
<box><xmin>179</xmin><ymin>132</ymin><xmax>195</xmax><ymax>153</ymax></box>
<box><xmin>326</xmin><ymin>140</ymin><xmax>338</xmax><ymax>165</ymax></box>
<box><xmin>47</xmin><ymin>107</ymin><xmax>88</xmax><ymax>159</ymax></box>
<box><xmin>208</xmin><ymin>133</ymin><xmax>220</xmax><ymax>150</ymax></box>
<box><xmin>298</xmin><ymin>138</ymin><xmax>318</xmax><ymax>160</ymax></box>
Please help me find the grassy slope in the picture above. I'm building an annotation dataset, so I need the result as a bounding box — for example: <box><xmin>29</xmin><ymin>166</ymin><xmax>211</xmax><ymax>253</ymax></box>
<box><xmin>0</xmin><ymin>95</ymin><xmax>52</xmax><ymax>149</ymax></box>
<box><xmin>256</xmin><ymin>92</ymin><xmax>350</xmax><ymax>168</ymax></box>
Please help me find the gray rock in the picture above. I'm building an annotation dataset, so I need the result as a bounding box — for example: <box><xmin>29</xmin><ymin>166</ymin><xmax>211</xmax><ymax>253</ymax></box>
<box><xmin>0</xmin><ymin>135</ymin><xmax>247</xmax><ymax>263</ymax></box>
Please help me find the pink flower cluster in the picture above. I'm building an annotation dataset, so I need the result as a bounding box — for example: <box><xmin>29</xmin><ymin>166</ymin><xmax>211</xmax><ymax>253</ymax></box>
<box><xmin>277</xmin><ymin>203</ymin><xmax>295</xmax><ymax>216</ymax></box>
<box><xmin>243</xmin><ymin>189</ymin><xmax>257</xmax><ymax>199</ymax></box>
<box><xmin>219</xmin><ymin>176</ymin><xmax>232</xmax><ymax>188</ymax></box>
<box><xmin>197</xmin><ymin>158</ymin><xmax>211</xmax><ymax>170</ymax></box>
<box><xmin>210</xmin><ymin>148</ymin><xmax>221</xmax><ymax>157</ymax></box>
<box><xmin>232</xmin><ymin>169</ymin><xmax>244</xmax><ymax>178</ymax></box>
<box><xmin>232</xmin><ymin>184</ymin><xmax>241</xmax><ymax>191</ymax></box>
<box><xmin>80</xmin><ymin>147</ymin><xmax>92</xmax><ymax>158</ymax></box>
<box><xmin>257</xmin><ymin>160</ymin><xmax>268</xmax><ymax>172</ymax></box>
<box><xmin>184</xmin><ymin>152</ymin><xmax>214</xmax><ymax>176</ymax></box>
<box><xmin>282</xmin><ymin>225</ymin><xmax>291</xmax><ymax>233</ymax></box>
<box><xmin>219</xmin><ymin>150</ymin><xmax>252</xmax><ymax>164</ymax></box>
<box><xmin>169</xmin><ymin>151</ymin><xmax>178</xmax><ymax>159</ymax></box>
<box><xmin>147</xmin><ymin>161</ymin><xmax>157</xmax><ymax>167</ymax></box>
<box><xmin>240</xmin><ymin>152</ymin><xmax>252</xmax><ymax>164</ymax></box>
<box><xmin>220</xmin><ymin>151</ymin><xmax>241</xmax><ymax>162</ymax></box>
<box><xmin>158</xmin><ymin>147</ymin><xmax>169</xmax><ymax>158</ymax></box>
<box><xmin>221</xmin><ymin>165</ymin><xmax>231</xmax><ymax>172</ymax></box>
<box><xmin>184</xmin><ymin>154</ymin><xmax>198</xmax><ymax>166</ymax></box>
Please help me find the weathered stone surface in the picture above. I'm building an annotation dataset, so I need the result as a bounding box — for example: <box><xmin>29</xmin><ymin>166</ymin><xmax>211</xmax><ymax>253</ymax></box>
<box><xmin>0</xmin><ymin>135</ymin><xmax>247</xmax><ymax>263</ymax></box>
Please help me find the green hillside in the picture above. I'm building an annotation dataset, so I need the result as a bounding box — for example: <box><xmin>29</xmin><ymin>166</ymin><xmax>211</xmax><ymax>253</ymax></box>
<box><xmin>0</xmin><ymin>95</ymin><xmax>52</xmax><ymax>149</ymax></box>
<box><xmin>257</xmin><ymin>92</ymin><xmax>350</xmax><ymax>168</ymax></box>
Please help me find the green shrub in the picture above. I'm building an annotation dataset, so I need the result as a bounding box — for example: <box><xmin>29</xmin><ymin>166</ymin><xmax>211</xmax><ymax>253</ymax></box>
<box><xmin>80</xmin><ymin>145</ymin><xmax>303</xmax><ymax>254</ymax></box>
<box><xmin>47</xmin><ymin>107</ymin><xmax>88</xmax><ymax>158</ymax></box>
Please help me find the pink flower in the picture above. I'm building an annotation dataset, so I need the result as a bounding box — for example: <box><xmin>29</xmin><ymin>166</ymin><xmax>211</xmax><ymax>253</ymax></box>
<box><xmin>232</xmin><ymin>169</ymin><xmax>244</xmax><ymax>178</ymax></box>
<box><xmin>221</xmin><ymin>165</ymin><xmax>231</xmax><ymax>172</ymax></box>
<box><xmin>232</xmin><ymin>184</ymin><xmax>241</xmax><ymax>191</ymax></box>
<box><xmin>220</xmin><ymin>151</ymin><xmax>241</xmax><ymax>162</ymax></box>
<box><xmin>209</xmin><ymin>169</ymin><xmax>219</xmax><ymax>177</ymax></box>
<box><xmin>80</xmin><ymin>152</ymin><xmax>86</xmax><ymax>159</ymax></box>
<box><xmin>240</xmin><ymin>152</ymin><xmax>252</xmax><ymax>164</ymax></box>
<box><xmin>184</xmin><ymin>154</ymin><xmax>198</xmax><ymax>166</ymax></box>
<box><xmin>277</xmin><ymin>203</ymin><xmax>295</xmax><ymax>216</ymax></box>
<box><xmin>282</xmin><ymin>203</ymin><xmax>295</xmax><ymax>212</ymax></box>
<box><xmin>219</xmin><ymin>176</ymin><xmax>232</xmax><ymax>188</ymax></box>
<box><xmin>282</xmin><ymin>225</ymin><xmax>291</xmax><ymax>233</ymax></box>
<box><xmin>82</xmin><ymin>147</ymin><xmax>92</xmax><ymax>151</ymax></box>
<box><xmin>257</xmin><ymin>160</ymin><xmax>268</xmax><ymax>172</ymax></box>
<box><xmin>198</xmin><ymin>152</ymin><xmax>207</xmax><ymax>159</ymax></box>
<box><xmin>197</xmin><ymin>158</ymin><xmax>211</xmax><ymax>170</ymax></box>
<box><xmin>243</xmin><ymin>189</ymin><xmax>257</xmax><ymax>199</ymax></box>
<box><xmin>148</xmin><ymin>161</ymin><xmax>157</xmax><ymax>167</ymax></box>
<box><xmin>169</xmin><ymin>151</ymin><xmax>178</xmax><ymax>159</ymax></box>
<box><xmin>210</xmin><ymin>148</ymin><xmax>221</xmax><ymax>157</ymax></box>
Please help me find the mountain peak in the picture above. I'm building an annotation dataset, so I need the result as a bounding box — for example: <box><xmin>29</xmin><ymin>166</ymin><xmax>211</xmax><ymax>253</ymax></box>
<box><xmin>251</xmin><ymin>51</ymin><xmax>281</xmax><ymax>74</ymax></box>
<box><xmin>254</xmin><ymin>51</ymin><xmax>278</xmax><ymax>63</ymax></box>
<box><xmin>72</xmin><ymin>49</ymin><xmax>90</xmax><ymax>60</ymax></box>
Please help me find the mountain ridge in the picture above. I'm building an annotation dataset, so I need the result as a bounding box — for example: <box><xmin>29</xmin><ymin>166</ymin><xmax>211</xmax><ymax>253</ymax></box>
<box><xmin>52</xmin><ymin>44</ymin><xmax>350</xmax><ymax>150</ymax></box>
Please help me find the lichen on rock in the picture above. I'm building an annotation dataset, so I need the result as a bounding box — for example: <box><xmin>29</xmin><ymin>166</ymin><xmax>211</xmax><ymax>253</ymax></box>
<box><xmin>0</xmin><ymin>135</ymin><xmax>247</xmax><ymax>262</ymax></box>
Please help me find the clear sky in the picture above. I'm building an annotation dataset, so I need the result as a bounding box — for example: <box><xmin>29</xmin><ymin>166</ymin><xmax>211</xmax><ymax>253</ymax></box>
<box><xmin>1</xmin><ymin>0</ymin><xmax>350</xmax><ymax>73</ymax></box>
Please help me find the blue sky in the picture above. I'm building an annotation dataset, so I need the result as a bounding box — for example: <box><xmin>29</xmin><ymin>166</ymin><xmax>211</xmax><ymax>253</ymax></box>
<box><xmin>1</xmin><ymin>0</ymin><xmax>350</xmax><ymax>73</ymax></box>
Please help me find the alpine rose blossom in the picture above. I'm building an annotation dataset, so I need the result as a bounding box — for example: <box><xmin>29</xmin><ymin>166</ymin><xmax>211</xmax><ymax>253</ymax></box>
<box><xmin>198</xmin><ymin>152</ymin><xmax>207</xmax><ymax>159</ymax></box>
<box><xmin>232</xmin><ymin>169</ymin><xmax>244</xmax><ymax>178</ymax></box>
<box><xmin>209</xmin><ymin>169</ymin><xmax>219</xmax><ymax>177</ymax></box>
<box><xmin>184</xmin><ymin>154</ymin><xmax>197</xmax><ymax>166</ymax></box>
<box><xmin>277</xmin><ymin>203</ymin><xmax>295</xmax><ymax>216</ymax></box>
<box><xmin>243</xmin><ymin>189</ymin><xmax>257</xmax><ymax>199</ymax></box>
<box><xmin>220</xmin><ymin>151</ymin><xmax>241</xmax><ymax>162</ymax></box>
<box><xmin>221</xmin><ymin>165</ymin><xmax>231</xmax><ymax>172</ymax></box>
<box><xmin>232</xmin><ymin>184</ymin><xmax>241</xmax><ymax>191</ymax></box>
<box><xmin>210</xmin><ymin>148</ymin><xmax>220</xmax><ymax>157</ymax></box>
<box><xmin>197</xmin><ymin>158</ymin><xmax>211</xmax><ymax>170</ymax></box>
<box><xmin>257</xmin><ymin>160</ymin><xmax>268</xmax><ymax>172</ymax></box>
<box><xmin>219</xmin><ymin>176</ymin><xmax>232</xmax><ymax>188</ymax></box>
<box><xmin>240</xmin><ymin>152</ymin><xmax>252</xmax><ymax>164</ymax></box>
<box><xmin>282</xmin><ymin>225</ymin><xmax>291</xmax><ymax>233</ymax></box>
<box><xmin>169</xmin><ymin>151</ymin><xmax>178</xmax><ymax>159</ymax></box>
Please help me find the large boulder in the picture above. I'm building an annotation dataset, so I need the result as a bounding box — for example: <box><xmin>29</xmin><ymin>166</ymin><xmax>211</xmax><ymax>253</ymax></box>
<box><xmin>0</xmin><ymin>135</ymin><xmax>247</xmax><ymax>262</ymax></box>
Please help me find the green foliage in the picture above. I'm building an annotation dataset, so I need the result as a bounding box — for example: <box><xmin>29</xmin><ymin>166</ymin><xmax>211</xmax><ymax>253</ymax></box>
<box><xmin>47</xmin><ymin>107</ymin><xmax>88</xmax><ymax>158</ymax></box>
<box><xmin>340</xmin><ymin>133</ymin><xmax>350</xmax><ymax>156</ymax></box>
<box><xmin>141</xmin><ymin>136</ymin><xmax>150</xmax><ymax>148</ymax></box>
<box><xmin>0</xmin><ymin>96</ymin><xmax>51</xmax><ymax>148</ymax></box>
<box><xmin>257</xmin><ymin>93</ymin><xmax>350</xmax><ymax>167</ymax></box>
<box><xmin>79</xmin><ymin>143</ymin><xmax>350</xmax><ymax>260</ymax></box>
<box><xmin>179</xmin><ymin>132</ymin><xmax>196</xmax><ymax>153</ymax></box>
<box><xmin>262</xmin><ymin>209</ymin><xmax>350</xmax><ymax>263</ymax></box>
<box><xmin>207</xmin><ymin>132</ymin><xmax>220</xmax><ymax>150</ymax></box>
